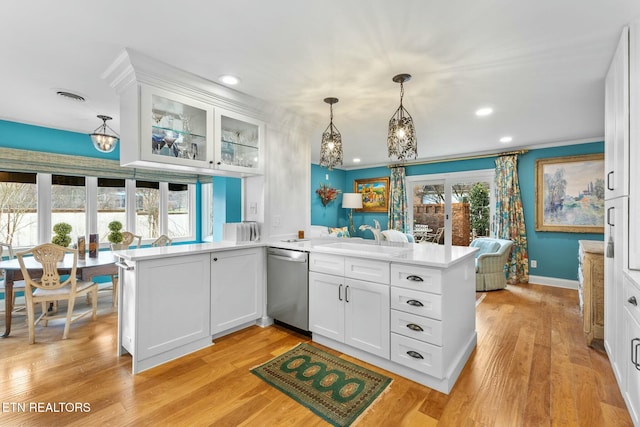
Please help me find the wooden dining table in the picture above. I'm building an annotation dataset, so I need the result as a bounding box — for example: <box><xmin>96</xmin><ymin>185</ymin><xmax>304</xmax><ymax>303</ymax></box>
<box><xmin>0</xmin><ymin>251</ymin><xmax>118</xmax><ymax>338</ymax></box>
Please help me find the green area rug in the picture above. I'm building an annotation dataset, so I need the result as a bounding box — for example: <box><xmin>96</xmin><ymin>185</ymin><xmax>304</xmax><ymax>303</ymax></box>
<box><xmin>251</xmin><ymin>343</ymin><xmax>392</xmax><ymax>426</ymax></box>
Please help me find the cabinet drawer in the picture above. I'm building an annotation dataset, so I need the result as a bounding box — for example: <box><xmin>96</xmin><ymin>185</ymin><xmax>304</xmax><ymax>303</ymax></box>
<box><xmin>309</xmin><ymin>253</ymin><xmax>344</xmax><ymax>275</ymax></box>
<box><xmin>624</xmin><ymin>273</ymin><xmax>640</xmax><ymax>326</ymax></box>
<box><xmin>345</xmin><ymin>257</ymin><xmax>390</xmax><ymax>284</ymax></box>
<box><xmin>391</xmin><ymin>309</ymin><xmax>442</xmax><ymax>346</ymax></box>
<box><xmin>391</xmin><ymin>333</ymin><xmax>443</xmax><ymax>379</ymax></box>
<box><xmin>391</xmin><ymin>287</ymin><xmax>442</xmax><ymax>320</ymax></box>
<box><xmin>390</xmin><ymin>263</ymin><xmax>442</xmax><ymax>294</ymax></box>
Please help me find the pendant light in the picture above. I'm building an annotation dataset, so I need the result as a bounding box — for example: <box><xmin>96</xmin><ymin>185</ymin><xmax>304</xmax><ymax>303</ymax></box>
<box><xmin>387</xmin><ymin>74</ymin><xmax>417</xmax><ymax>160</ymax></box>
<box><xmin>319</xmin><ymin>97</ymin><xmax>343</xmax><ymax>170</ymax></box>
<box><xmin>90</xmin><ymin>115</ymin><xmax>119</xmax><ymax>153</ymax></box>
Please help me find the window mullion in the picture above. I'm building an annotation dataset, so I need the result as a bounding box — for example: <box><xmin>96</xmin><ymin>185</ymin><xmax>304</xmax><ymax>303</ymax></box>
<box><xmin>86</xmin><ymin>176</ymin><xmax>97</xmax><ymax>236</ymax></box>
<box><xmin>37</xmin><ymin>173</ymin><xmax>52</xmax><ymax>244</ymax></box>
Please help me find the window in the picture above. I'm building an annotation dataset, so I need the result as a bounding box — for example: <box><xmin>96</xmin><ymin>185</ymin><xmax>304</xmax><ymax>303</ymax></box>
<box><xmin>168</xmin><ymin>183</ymin><xmax>190</xmax><ymax>238</ymax></box>
<box><xmin>0</xmin><ymin>171</ymin><xmax>37</xmax><ymax>248</ymax></box>
<box><xmin>135</xmin><ymin>180</ymin><xmax>160</xmax><ymax>239</ymax></box>
<box><xmin>51</xmin><ymin>175</ymin><xmax>86</xmax><ymax>243</ymax></box>
<box><xmin>98</xmin><ymin>178</ymin><xmax>126</xmax><ymax>243</ymax></box>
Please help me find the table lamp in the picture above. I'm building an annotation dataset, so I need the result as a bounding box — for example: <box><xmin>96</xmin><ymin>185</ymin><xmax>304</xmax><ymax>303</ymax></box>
<box><xmin>342</xmin><ymin>193</ymin><xmax>363</xmax><ymax>235</ymax></box>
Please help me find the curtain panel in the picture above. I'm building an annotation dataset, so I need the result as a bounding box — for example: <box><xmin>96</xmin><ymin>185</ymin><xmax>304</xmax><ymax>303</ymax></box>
<box><xmin>388</xmin><ymin>166</ymin><xmax>408</xmax><ymax>232</ymax></box>
<box><xmin>494</xmin><ymin>155</ymin><xmax>529</xmax><ymax>283</ymax></box>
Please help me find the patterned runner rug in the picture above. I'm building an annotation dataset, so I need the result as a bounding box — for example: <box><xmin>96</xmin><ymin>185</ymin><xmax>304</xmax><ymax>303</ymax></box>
<box><xmin>251</xmin><ymin>343</ymin><xmax>392</xmax><ymax>426</ymax></box>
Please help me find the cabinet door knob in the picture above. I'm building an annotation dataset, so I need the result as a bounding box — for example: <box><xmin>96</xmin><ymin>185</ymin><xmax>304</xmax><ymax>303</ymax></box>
<box><xmin>406</xmin><ymin>275</ymin><xmax>424</xmax><ymax>282</ymax></box>
<box><xmin>213</xmin><ymin>257</ymin><xmax>218</xmax><ymax>262</ymax></box>
<box><xmin>629</xmin><ymin>296</ymin><xmax>638</xmax><ymax>306</ymax></box>
<box><xmin>406</xmin><ymin>299</ymin><xmax>424</xmax><ymax>307</ymax></box>
<box><xmin>406</xmin><ymin>323</ymin><xmax>424</xmax><ymax>332</ymax></box>
<box><xmin>406</xmin><ymin>350</ymin><xmax>424</xmax><ymax>359</ymax></box>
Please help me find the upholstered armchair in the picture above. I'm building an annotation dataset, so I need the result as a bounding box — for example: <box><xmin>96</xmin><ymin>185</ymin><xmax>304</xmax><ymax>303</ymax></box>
<box><xmin>470</xmin><ymin>238</ymin><xmax>513</xmax><ymax>291</ymax></box>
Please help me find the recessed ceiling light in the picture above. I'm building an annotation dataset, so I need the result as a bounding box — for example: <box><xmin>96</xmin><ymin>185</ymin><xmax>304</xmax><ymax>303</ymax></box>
<box><xmin>500</xmin><ymin>136</ymin><xmax>513</xmax><ymax>143</ymax></box>
<box><xmin>475</xmin><ymin>107</ymin><xmax>493</xmax><ymax>117</ymax></box>
<box><xmin>219</xmin><ymin>75</ymin><xmax>240</xmax><ymax>85</ymax></box>
<box><xmin>353</xmin><ymin>158</ymin><xmax>361</xmax><ymax>163</ymax></box>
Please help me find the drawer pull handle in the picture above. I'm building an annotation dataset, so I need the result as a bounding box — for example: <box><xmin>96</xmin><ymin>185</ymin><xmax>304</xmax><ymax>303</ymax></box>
<box><xmin>629</xmin><ymin>296</ymin><xmax>638</xmax><ymax>306</ymax></box>
<box><xmin>338</xmin><ymin>284</ymin><xmax>343</xmax><ymax>301</ymax></box>
<box><xmin>407</xmin><ymin>350</ymin><xmax>424</xmax><ymax>359</ymax></box>
<box><xmin>607</xmin><ymin>171</ymin><xmax>614</xmax><ymax>191</ymax></box>
<box><xmin>632</xmin><ymin>338</ymin><xmax>640</xmax><ymax>371</ymax></box>
<box><xmin>406</xmin><ymin>323</ymin><xmax>424</xmax><ymax>332</ymax></box>
<box><xmin>406</xmin><ymin>299</ymin><xmax>424</xmax><ymax>307</ymax></box>
<box><xmin>406</xmin><ymin>275</ymin><xmax>424</xmax><ymax>282</ymax></box>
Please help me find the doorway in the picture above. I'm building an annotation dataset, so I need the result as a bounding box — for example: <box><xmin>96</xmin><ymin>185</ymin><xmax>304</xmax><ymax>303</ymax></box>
<box><xmin>406</xmin><ymin>169</ymin><xmax>495</xmax><ymax>247</ymax></box>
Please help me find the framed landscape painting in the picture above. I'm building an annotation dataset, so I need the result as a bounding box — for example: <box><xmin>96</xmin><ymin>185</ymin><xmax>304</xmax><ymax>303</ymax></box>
<box><xmin>354</xmin><ymin>177</ymin><xmax>389</xmax><ymax>212</ymax></box>
<box><xmin>535</xmin><ymin>153</ymin><xmax>604</xmax><ymax>233</ymax></box>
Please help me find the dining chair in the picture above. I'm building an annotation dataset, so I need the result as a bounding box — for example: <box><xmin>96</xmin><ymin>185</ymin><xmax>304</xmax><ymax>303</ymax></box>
<box><xmin>151</xmin><ymin>235</ymin><xmax>172</xmax><ymax>247</ymax></box>
<box><xmin>103</xmin><ymin>231</ymin><xmax>140</xmax><ymax>307</ymax></box>
<box><xmin>0</xmin><ymin>243</ymin><xmax>28</xmax><ymax>316</ymax></box>
<box><xmin>121</xmin><ymin>232</ymin><xmax>142</xmax><ymax>249</ymax></box>
<box><xmin>17</xmin><ymin>243</ymin><xmax>98</xmax><ymax>344</ymax></box>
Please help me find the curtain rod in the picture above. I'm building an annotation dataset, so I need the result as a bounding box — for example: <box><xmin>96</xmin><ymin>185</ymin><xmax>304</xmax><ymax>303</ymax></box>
<box><xmin>387</xmin><ymin>149</ymin><xmax>528</xmax><ymax>168</ymax></box>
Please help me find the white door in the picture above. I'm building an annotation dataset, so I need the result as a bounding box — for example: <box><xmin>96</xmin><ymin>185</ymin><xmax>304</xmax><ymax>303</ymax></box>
<box><xmin>211</xmin><ymin>248</ymin><xmax>263</xmax><ymax>334</ymax></box>
<box><xmin>344</xmin><ymin>278</ymin><xmax>390</xmax><ymax>359</ymax></box>
<box><xmin>309</xmin><ymin>271</ymin><xmax>345</xmax><ymax>342</ymax></box>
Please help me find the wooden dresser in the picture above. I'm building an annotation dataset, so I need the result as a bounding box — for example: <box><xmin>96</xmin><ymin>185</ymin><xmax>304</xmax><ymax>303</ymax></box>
<box><xmin>578</xmin><ymin>240</ymin><xmax>605</xmax><ymax>347</ymax></box>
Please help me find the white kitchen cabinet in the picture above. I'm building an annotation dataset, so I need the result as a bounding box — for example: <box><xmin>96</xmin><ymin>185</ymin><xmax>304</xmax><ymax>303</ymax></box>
<box><xmin>215</xmin><ymin>109</ymin><xmax>265</xmax><ymax>175</ymax></box>
<box><xmin>605</xmin><ymin>22</ymin><xmax>640</xmax><ymax>423</ymax></box>
<box><xmin>309</xmin><ymin>271</ymin><xmax>344</xmax><ymax>341</ymax></box>
<box><xmin>343</xmin><ymin>278</ymin><xmax>390</xmax><ymax>358</ymax></box>
<box><xmin>211</xmin><ymin>248</ymin><xmax>264</xmax><ymax>335</ymax></box>
<box><xmin>623</xmin><ymin>273</ymin><xmax>640</xmax><ymax>425</ymax></box>
<box><xmin>309</xmin><ymin>271</ymin><xmax>390</xmax><ymax>359</ymax></box>
<box><xmin>604</xmin><ymin>27</ymin><xmax>629</xmax><ymax>201</ymax></box>
<box><xmin>120</xmin><ymin>83</ymin><xmax>216</xmax><ymax>174</ymax></box>
<box><xmin>118</xmin><ymin>253</ymin><xmax>212</xmax><ymax>374</ymax></box>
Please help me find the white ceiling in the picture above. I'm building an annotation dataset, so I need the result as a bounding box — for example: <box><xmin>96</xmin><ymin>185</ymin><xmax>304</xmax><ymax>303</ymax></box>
<box><xmin>2</xmin><ymin>1</ymin><xmax>639</xmax><ymax>168</ymax></box>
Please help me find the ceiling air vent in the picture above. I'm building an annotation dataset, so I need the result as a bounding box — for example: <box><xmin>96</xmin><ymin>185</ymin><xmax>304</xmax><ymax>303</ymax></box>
<box><xmin>56</xmin><ymin>91</ymin><xmax>86</xmax><ymax>102</ymax></box>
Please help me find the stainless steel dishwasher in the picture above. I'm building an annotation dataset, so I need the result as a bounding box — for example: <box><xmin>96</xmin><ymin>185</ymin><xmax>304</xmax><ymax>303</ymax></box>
<box><xmin>267</xmin><ymin>247</ymin><xmax>309</xmax><ymax>333</ymax></box>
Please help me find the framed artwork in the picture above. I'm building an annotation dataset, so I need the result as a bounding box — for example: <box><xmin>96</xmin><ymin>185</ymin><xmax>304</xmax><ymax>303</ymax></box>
<box><xmin>535</xmin><ymin>153</ymin><xmax>604</xmax><ymax>233</ymax></box>
<box><xmin>354</xmin><ymin>177</ymin><xmax>390</xmax><ymax>212</ymax></box>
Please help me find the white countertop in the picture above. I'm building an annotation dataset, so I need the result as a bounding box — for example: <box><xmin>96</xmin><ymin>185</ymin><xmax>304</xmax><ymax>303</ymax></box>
<box><xmin>114</xmin><ymin>238</ymin><xmax>477</xmax><ymax>268</ymax></box>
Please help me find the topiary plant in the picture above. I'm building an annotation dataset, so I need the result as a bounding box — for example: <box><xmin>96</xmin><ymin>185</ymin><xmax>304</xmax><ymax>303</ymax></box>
<box><xmin>51</xmin><ymin>222</ymin><xmax>72</xmax><ymax>247</ymax></box>
<box><xmin>107</xmin><ymin>220</ymin><xmax>123</xmax><ymax>244</ymax></box>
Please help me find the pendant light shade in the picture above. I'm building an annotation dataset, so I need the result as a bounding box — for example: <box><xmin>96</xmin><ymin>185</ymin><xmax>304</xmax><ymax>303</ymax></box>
<box><xmin>320</xmin><ymin>97</ymin><xmax>343</xmax><ymax>170</ymax></box>
<box><xmin>90</xmin><ymin>115</ymin><xmax>119</xmax><ymax>153</ymax></box>
<box><xmin>387</xmin><ymin>74</ymin><xmax>417</xmax><ymax>161</ymax></box>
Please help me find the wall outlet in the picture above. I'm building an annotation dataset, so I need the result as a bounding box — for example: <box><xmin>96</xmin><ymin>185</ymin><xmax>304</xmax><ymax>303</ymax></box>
<box><xmin>531</xmin><ymin>260</ymin><xmax>537</xmax><ymax>268</ymax></box>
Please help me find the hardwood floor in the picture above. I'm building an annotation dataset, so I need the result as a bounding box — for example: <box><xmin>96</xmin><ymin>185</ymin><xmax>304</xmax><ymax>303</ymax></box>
<box><xmin>0</xmin><ymin>283</ymin><xmax>633</xmax><ymax>426</ymax></box>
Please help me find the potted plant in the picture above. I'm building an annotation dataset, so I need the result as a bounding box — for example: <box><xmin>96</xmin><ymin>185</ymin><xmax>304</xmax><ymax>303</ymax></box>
<box><xmin>108</xmin><ymin>220</ymin><xmax>126</xmax><ymax>250</ymax></box>
<box><xmin>51</xmin><ymin>222</ymin><xmax>72</xmax><ymax>247</ymax></box>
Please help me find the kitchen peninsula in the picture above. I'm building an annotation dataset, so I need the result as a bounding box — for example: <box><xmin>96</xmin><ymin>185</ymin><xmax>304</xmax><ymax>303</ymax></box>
<box><xmin>113</xmin><ymin>239</ymin><xmax>477</xmax><ymax>394</ymax></box>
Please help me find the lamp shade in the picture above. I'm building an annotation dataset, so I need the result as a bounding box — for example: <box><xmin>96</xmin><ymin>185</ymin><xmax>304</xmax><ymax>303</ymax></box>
<box><xmin>342</xmin><ymin>193</ymin><xmax>363</xmax><ymax>209</ymax></box>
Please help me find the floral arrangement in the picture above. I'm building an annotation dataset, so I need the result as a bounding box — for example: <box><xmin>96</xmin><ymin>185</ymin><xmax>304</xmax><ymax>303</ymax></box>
<box><xmin>316</xmin><ymin>183</ymin><xmax>341</xmax><ymax>206</ymax></box>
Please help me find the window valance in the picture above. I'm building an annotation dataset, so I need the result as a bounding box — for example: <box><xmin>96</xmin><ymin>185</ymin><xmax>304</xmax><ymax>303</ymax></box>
<box><xmin>0</xmin><ymin>147</ymin><xmax>209</xmax><ymax>184</ymax></box>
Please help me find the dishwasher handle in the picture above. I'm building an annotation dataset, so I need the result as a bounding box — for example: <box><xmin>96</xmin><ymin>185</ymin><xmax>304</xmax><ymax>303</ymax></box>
<box><xmin>268</xmin><ymin>254</ymin><xmax>307</xmax><ymax>263</ymax></box>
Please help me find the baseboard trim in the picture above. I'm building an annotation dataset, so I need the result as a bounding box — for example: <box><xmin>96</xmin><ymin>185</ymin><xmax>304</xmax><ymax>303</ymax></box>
<box><xmin>527</xmin><ymin>275</ymin><xmax>578</xmax><ymax>290</ymax></box>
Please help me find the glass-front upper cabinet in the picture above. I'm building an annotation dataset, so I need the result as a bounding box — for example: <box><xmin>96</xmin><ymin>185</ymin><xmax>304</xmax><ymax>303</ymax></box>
<box><xmin>139</xmin><ymin>85</ymin><xmax>214</xmax><ymax>171</ymax></box>
<box><xmin>215</xmin><ymin>109</ymin><xmax>264</xmax><ymax>174</ymax></box>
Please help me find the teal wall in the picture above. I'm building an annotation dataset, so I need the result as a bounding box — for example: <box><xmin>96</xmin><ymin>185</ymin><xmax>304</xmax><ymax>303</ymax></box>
<box><xmin>212</xmin><ymin>176</ymin><xmax>242</xmax><ymax>241</ymax></box>
<box><xmin>311</xmin><ymin>164</ymin><xmax>348</xmax><ymax>228</ymax></box>
<box><xmin>0</xmin><ymin>119</ymin><xmax>243</xmax><ymax>243</ymax></box>
<box><xmin>313</xmin><ymin>141</ymin><xmax>604</xmax><ymax>281</ymax></box>
<box><xmin>0</xmin><ymin>120</ymin><xmax>119</xmax><ymax>160</ymax></box>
